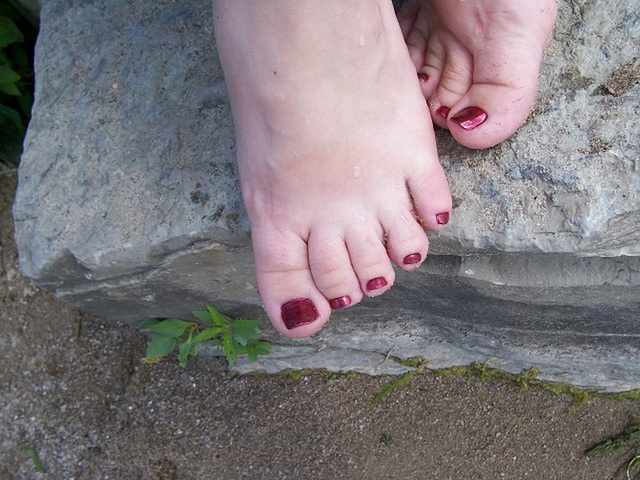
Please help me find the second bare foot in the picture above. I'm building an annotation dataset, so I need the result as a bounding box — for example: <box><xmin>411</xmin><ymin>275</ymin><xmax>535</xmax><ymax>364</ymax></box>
<box><xmin>399</xmin><ymin>0</ymin><xmax>557</xmax><ymax>149</ymax></box>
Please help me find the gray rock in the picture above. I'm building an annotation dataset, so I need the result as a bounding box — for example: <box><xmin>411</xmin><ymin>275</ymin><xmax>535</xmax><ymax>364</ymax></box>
<box><xmin>13</xmin><ymin>0</ymin><xmax>640</xmax><ymax>390</ymax></box>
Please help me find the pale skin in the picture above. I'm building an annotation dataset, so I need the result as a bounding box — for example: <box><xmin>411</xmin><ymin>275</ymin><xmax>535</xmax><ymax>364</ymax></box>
<box><xmin>212</xmin><ymin>0</ymin><xmax>557</xmax><ymax>338</ymax></box>
<box><xmin>398</xmin><ymin>0</ymin><xmax>557</xmax><ymax>149</ymax></box>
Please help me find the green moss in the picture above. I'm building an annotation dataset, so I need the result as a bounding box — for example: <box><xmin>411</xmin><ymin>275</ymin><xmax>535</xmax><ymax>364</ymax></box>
<box><xmin>278</xmin><ymin>358</ymin><xmax>640</xmax><ymax>408</ymax></box>
<box><xmin>385</xmin><ymin>358</ymin><xmax>640</xmax><ymax>410</ymax></box>
<box><xmin>282</xmin><ymin>368</ymin><xmax>325</xmax><ymax>381</ymax></box>
<box><xmin>607</xmin><ymin>389</ymin><xmax>640</xmax><ymax>402</ymax></box>
<box><xmin>430</xmin><ymin>365</ymin><xmax>474</xmax><ymax>378</ymax></box>
<box><xmin>372</xmin><ymin>370</ymin><xmax>417</xmax><ymax>405</ymax></box>
<box><xmin>389</xmin><ymin>355</ymin><xmax>425</xmax><ymax>369</ymax></box>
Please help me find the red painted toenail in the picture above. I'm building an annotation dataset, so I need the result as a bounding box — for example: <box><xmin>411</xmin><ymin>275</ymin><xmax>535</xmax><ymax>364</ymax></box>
<box><xmin>451</xmin><ymin>107</ymin><xmax>487</xmax><ymax>130</ymax></box>
<box><xmin>436</xmin><ymin>212</ymin><xmax>450</xmax><ymax>225</ymax></box>
<box><xmin>403</xmin><ymin>253</ymin><xmax>422</xmax><ymax>265</ymax></box>
<box><xmin>281</xmin><ymin>298</ymin><xmax>319</xmax><ymax>329</ymax></box>
<box><xmin>366</xmin><ymin>277</ymin><xmax>388</xmax><ymax>291</ymax></box>
<box><xmin>329</xmin><ymin>296</ymin><xmax>351</xmax><ymax>310</ymax></box>
<box><xmin>418</xmin><ymin>72</ymin><xmax>429</xmax><ymax>83</ymax></box>
<box><xmin>436</xmin><ymin>106</ymin><xmax>450</xmax><ymax>119</ymax></box>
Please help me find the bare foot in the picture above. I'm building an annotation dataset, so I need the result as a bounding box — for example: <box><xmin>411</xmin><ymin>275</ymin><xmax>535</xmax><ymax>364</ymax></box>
<box><xmin>398</xmin><ymin>0</ymin><xmax>557</xmax><ymax>149</ymax></box>
<box><xmin>213</xmin><ymin>0</ymin><xmax>452</xmax><ymax>337</ymax></box>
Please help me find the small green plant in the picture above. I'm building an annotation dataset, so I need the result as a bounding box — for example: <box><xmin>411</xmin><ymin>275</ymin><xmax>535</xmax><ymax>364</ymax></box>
<box><xmin>140</xmin><ymin>305</ymin><xmax>272</xmax><ymax>367</ymax></box>
<box><xmin>585</xmin><ymin>416</ymin><xmax>640</xmax><ymax>480</ymax></box>
<box><xmin>20</xmin><ymin>443</ymin><xmax>46</xmax><ymax>474</ymax></box>
<box><xmin>372</xmin><ymin>369</ymin><xmax>417</xmax><ymax>405</ymax></box>
<box><xmin>586</xmin><ymin>416</ymin><xmax>640</xmax><ymax>458</ymax></box>
<box><xmin>372</xmin><ymin>357</ymin><xmax>426</xmax><ymax>405</ymax></box>
<box><xmin>0</xmin><ymin>3</ymin><xmax>35</xmax><ymax>166</ymax></box>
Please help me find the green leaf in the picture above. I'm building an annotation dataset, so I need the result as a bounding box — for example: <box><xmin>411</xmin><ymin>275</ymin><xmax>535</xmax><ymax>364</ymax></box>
<box><xmin>0</xmin><ymin>103</ymin><xmax>23</xmax><ymax>133</ymax></box>
<box><xmin>139</xmin><ymin>317</ymin><xmax>161</xmax><ymax>329</ymax></box>
<box><xmin>0</xmin><ymin>65</ymin><xmax>20</xmax><ymax>95</ymax></box>
<box><xmin>221</xmin><ymin>331</ymin><xmax>236</xmax><ymax>366</ymax></box>
<box><xmin>206</xmin><ymin>304</ymin><xmax>231</xmax><ymax>327</ymax></box>
<box><xmin>231</xmin><ymin>319</ymin><xmax>260</xmax><ymax>346</ymax></box>
<box><xmin>178</xmin><ymin>335</ymin><xmax>198</xmax><ymax>367</ymax></box>
<box><xmin>234</xmin><ymin>344</ymin><xmax>249</xmax><ymax>355</ymax></box>
<box><xmin>192</xmin><ymin>310</ymin><xmax>213</xmax><ymax>323</ymax></box>
<box><xmin>143</xmin><ymin>318</ymin><xmax>194</xmax><ymax>338</ymax></box>
<box><xmin>0</xmin><ymin>81</ymin><xmax>19</xmax><ymax>96</ymax></box>
<box><xmin>585</xmin><ymin>416</ymin><xmax>640</xmax><ymax>457</ymax></box>
<box><xmin>245</xmin><ymin>341</ymin><xmax>272</xmax><ymax>362</ymax></box>
<box><xmin>0</xmin><ymin>64</ymin><xmax>20</xmax><ymax>83</ymax></box>
<box><xmin>145</xmin><ymin>334</ymin><xmax>177</xmax><ymax>359</ymax></box>
<box><xmin>372</xmin><ymin>370</ymin><xmax>417</xmax><ymax>405</ymax></box>
<box><xmin>0</xmin><ymin>16</ymin><xmax>23</xmax><ymax>48</ymax></box>
<box><xmin>193</xmin><ymin>326</ymin><xmax>224</xmax><ymax>343</ymax></box>
<box><xmin>252</xmin><ymin>340</ymin><xmax>272</xmax><ymax>356</ymax></box>
<box><xmin>21</xmin><ymin>444</ymin><xmax>46</xmax><ymax>474</ymax></box>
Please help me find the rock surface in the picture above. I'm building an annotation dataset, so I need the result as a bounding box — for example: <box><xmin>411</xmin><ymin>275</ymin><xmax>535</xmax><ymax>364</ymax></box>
<box><xmin>13</xmin><ymin>0</ymin><xmax>640</xmax><ymax>389</ymax></box>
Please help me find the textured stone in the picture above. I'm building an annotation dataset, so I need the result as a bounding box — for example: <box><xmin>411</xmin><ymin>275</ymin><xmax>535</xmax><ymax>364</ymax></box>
<box><xmin>13</xmin><ymin>0</ymin><xmax>640</xmax><ymax>389</ymax></box>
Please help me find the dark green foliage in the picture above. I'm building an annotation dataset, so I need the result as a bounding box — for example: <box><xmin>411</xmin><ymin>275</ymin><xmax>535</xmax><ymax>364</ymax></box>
<box><xmin>0</xmin><ymin>2</ymin><xmax>35</xmax><ymax>166</ymax></box>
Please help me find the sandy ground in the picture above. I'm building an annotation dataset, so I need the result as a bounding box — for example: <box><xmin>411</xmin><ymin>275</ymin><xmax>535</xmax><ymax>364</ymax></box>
<box><xmin>1</xmin><ymin>171</ymin><xmax>639</xmax><ymax>479</ymax></box>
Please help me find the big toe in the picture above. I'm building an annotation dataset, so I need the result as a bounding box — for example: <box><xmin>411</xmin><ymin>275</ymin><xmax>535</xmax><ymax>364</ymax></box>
<box><xmin>444</xmin><ymin>80</ymin><xmax>539</xmax><ymax>150</ymax></box>
<box><xmin>432</xmin><ymin>36</ymin><xmax>548</xmax><ymax>149</ymax></box>
<box><xmin>251</xmin><ymin>227</ymin><xmax>331</xmax><ymax>338</ymax></box>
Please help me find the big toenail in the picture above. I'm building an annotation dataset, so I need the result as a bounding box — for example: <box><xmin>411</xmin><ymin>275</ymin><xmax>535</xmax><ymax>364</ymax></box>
<box><xmin>436</xmin><ymin>106</ymin><xmax>450</xmax><ymax>118</ymax></box>
<box><xmin>451</xmin><ymin>107</ymin><xmax>487</xmax><ymax>130</ymax></box>
<box><xmin>403</xmin><ymin>253</ymin><xmax>422</xmax><ymax>265</ymax></box>
<box><xmin>366</xmin><ymin>277</ymin><xmax>388</xmax><ymax>291</ymax></box>
<box><xmin>436</xmin><ymin>212</ymin><xmax>450</xmax><ymax>225</ymax></box>
<box><xmin>329</xmin><ymin>296</ymin><xmax>351</xmax><ymax>310</ymax></box>
<box><xmin>418</xmin><ymin>72</ymin><xmax>429</xmax><ymax>83</ymax></box>
<box><xmin>281</xmin><ymin>298</ymin><xmax>319</xmax><ymax>329</ymax></box>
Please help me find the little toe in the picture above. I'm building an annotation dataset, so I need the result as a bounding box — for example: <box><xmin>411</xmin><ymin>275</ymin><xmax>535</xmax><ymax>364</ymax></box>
<box><xmin>407</xmin><ymin>163</ymin><xmax>453</xmax><ymax>231</ymax></box>
<box><xmin>383</xmin><ymin>210</ymin><xmax>430</xmax><ymax>271</ymax></box>
<box><xmin>345</xmin><ymin>227</ymin><xmax>395</xmax><ymax>297</ymax></box>
<box><xmin>307</xmin><ymin>229</ymin><xmax>363</xmax><ymax>311</ymax></box>
<box><xmin>251</xmin><ymin>227</ymin><xmax>330</xmax><ymax>338</ymax></box>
